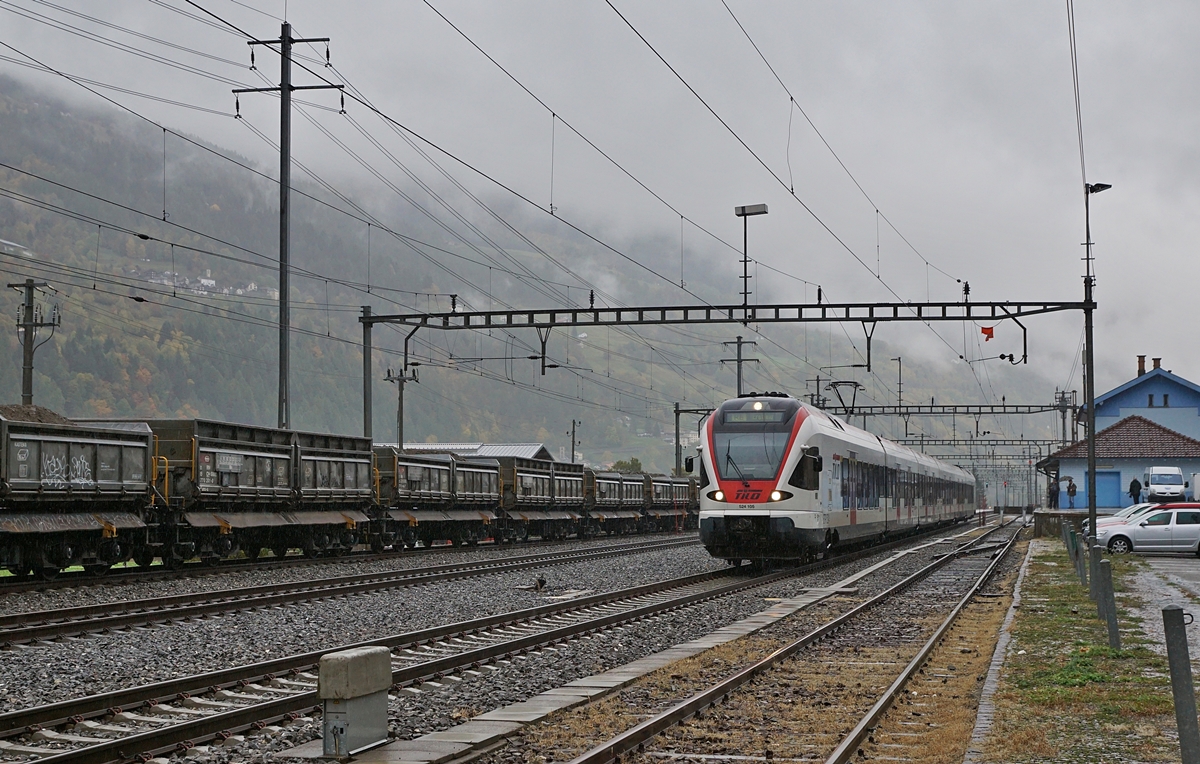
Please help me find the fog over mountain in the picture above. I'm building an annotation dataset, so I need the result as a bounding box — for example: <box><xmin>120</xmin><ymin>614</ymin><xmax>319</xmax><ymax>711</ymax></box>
<box><xmin>0</xmin><ymin>1</ymin><xmax>1193</xmax><ymax>475</ymax></box>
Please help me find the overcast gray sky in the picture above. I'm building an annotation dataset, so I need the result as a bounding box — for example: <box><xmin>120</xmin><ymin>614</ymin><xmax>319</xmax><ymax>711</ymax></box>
<box><xmin>2</xmin><ymin>0</ymin><xmax>1196</xmax><ymax>397</ymax></box>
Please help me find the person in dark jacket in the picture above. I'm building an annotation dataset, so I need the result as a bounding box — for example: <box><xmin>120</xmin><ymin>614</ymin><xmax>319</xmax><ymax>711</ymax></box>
<box><xmin>1066</xmin><ymin>478</ymin><xmax>1077</xmax><ymax>509</ymax></box>
<box><xmin>1129</xmin><ymin>477</ymin><xmax>1142</xmax><ymax>504</ymax></box>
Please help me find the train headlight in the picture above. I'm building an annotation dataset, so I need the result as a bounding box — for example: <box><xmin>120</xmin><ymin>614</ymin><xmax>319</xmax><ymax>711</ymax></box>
<box><xmin>713</xmin><ymin>490</ymin><xmax>725</xmax><ymax>501</ymax></box>
<box><xmin>770</xmin><ymin>490</ymin><xmax>782</xmax><ymax>501</ymax></box>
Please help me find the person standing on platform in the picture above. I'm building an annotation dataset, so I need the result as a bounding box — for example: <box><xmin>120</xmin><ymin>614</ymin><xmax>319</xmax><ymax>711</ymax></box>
<box><xmin>1067</xmin><ymin>478</ymin><xmax>1077</xmax><ymax>509</ymax></box>
<box><xmin>1129</xmin><ymin>477</ymin><xmax>1142</xmax><ymax>505</ymax></box>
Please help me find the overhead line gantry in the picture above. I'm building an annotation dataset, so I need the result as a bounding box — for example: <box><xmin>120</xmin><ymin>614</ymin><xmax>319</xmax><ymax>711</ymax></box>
<box><xmin>358</xmin><ymin>297</ymin><xmax>1089</xmax><ymax>440</ymax></box>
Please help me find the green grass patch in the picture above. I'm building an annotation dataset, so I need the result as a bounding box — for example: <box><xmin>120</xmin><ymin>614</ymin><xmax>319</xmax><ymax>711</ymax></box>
<box><xmin>983</xmin><ymin>541</ymin><xmax>1179</xmax><ymax>762</ymax></box>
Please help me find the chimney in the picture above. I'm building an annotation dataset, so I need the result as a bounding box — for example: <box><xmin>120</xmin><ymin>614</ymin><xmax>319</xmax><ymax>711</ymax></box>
<box><xmin>1137</xmin><ymin>355</ymin><xmax>1146</xmax><ymax>376</ymax></box>
<box><xmin>1153</xmin><ymin>357</ymin><xmax>1162</xmax><ymax>370</ymax></box>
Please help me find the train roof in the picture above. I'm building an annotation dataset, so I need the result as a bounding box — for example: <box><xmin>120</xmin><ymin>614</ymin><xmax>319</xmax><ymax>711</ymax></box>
<box><xmin>402</xmin><ymin>442</ymin><xmax>555</xmax><ymax>461</ymax></box>
<box><xmin>704</xmin><ymin>394</ymin><xmax>973</xmax><ymax>483</ymax></box>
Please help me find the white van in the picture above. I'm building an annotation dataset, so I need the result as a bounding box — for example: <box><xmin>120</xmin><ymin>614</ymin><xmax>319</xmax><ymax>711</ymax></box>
<box><xmin>1144</xmin><ymin>466</ymin><xmax>1187</xmax><ymax>502</ymax></box>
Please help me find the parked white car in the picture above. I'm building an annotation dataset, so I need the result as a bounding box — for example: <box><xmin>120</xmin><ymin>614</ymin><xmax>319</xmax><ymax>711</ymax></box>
<box><xmin>1083</xmin><ymin>503</ymin><xmax>1160</xmax><ymax>536</ymax></box>
<box><xmin>1098</xmin><ymin>504</ymin><xmax>1200</xmax><ymax>555</ymax></box>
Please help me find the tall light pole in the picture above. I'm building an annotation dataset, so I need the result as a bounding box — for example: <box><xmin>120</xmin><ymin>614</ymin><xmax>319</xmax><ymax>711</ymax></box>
<box><xmin>1083</xmin><ymin>181</ymin><xmax>1110</xmax><ymax>560</ymax></box>
<box><xmin>734</xmin><ymin>204</ymin><xmax>768</xmax><ymax>319</ymax></box>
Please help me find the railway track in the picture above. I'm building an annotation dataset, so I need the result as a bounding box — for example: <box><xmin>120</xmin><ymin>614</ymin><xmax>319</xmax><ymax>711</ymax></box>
<box><xmin>557</xmin><ymin>521</ymin><xmax>1020</xmax><ymax>764</ymax></box>
<box><xmin>0</xmin><ymin>523</ymin><xmax>987</xmax><ymax>764</ymax></box>
<box><xmin>0</xmin><ymin>533</ymin><xmax>692</xmax><ymax>595</ymax></box>
<box><xmin>0</xmin><ymin>537</ymin><xmax>699</xmax><ymax>645</ymax></box>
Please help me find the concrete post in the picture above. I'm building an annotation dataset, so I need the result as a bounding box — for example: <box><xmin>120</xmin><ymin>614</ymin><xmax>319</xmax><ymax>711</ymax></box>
<box><xmin>319</xmin><ymin>646</ymin><xmax>392</xmax><ymax>757</ymax></box>
<box><xmin>1099</xmin><ymin>560</ymin><xmax>1120</xmax><ymax>649</ymax></box>
<box><xmin>1089</xmin><ymin>544</ymin><xmax>1101</xmax><ymax>601</ymax></box>
<box><xmin>1162</xmin><ymin>605</ymin><xmax>1200</xmax><ymax>764</ymax></box>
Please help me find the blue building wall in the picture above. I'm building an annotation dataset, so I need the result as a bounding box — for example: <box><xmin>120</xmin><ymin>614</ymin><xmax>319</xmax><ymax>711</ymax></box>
<box><xmin>1093</xmin><ymin>370</ymin><xmax>1200</xmax><ymax>440</ymax></box>
<box><xmin>1057</xmin><ymin>457</ymin><xmax>1200</xmax><ymax>509</ymax></box>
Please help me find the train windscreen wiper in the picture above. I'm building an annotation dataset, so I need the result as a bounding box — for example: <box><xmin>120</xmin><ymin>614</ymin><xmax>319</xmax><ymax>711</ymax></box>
<box><xmin>724</xmin><ymin>443</ymin><xmax>750</xmax><ymax>487</ymax></box>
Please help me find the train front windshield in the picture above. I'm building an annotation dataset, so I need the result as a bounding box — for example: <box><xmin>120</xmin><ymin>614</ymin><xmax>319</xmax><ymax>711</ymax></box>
<box><xmin>711</xmin><ymin>399</ymin><xmax>799</xmax><ymax>482</ymax></box>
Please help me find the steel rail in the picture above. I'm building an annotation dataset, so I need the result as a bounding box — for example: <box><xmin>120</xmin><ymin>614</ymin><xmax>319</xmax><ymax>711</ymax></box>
<box><xmin>562</xmin><ymin>521</ymin><xmax>1013</xmax><ymax>764</ymax></box>
<box><xmin>0</xmin><ymin>538</ymin><xmax>697</xmax><ymax>644</ymax></box>
<box><xmin>2</xmin><ymin>523</ymin><xmax>977</xmax><ymax>764</ymax></box>
<box><xmin>10</xmin><ymin>570</ymin><xmax>787</xmax><ymax>764</ymax></box>
<box><xmin>823</xmin><ymin>526</ymin><xmax>1022</xmax><ymax>763</ymax></box>
<box><xmin>0</xmin><ymin>533</ymin><xmax>690</xmax><ymax>595</ymax></box>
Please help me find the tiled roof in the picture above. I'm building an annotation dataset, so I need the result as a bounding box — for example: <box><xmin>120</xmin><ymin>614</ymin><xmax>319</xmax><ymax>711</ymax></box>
<box><xmin>1046</xmin><ymin>415</ymin><xmax>1200</xmax><ymax>461</ymax></box>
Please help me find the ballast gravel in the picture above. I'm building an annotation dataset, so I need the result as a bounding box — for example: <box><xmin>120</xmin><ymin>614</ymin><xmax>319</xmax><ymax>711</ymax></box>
<box><xmin>165</xmin><ymin>530</ymin><xmax>978</xmax><ymax>764</ymax></box>
<box><xmin>0</xmin><ymin>537</ymin><xmax>684</xmax><ymax>616</ymax></box>
<box><xmin>0</xmin><ymin>542</ymin><xmax>724</xmax><ymax>712</ymax></box>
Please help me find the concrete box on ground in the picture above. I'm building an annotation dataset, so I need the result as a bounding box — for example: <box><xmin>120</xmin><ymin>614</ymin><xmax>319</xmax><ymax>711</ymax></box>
<box><xmin>319</xmin><ymin>646</ymin><xmax>391</xmax><ymax>757</ymax></box>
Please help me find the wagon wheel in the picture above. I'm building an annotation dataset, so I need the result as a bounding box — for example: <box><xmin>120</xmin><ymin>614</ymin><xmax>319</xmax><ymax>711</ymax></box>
<box><xmin>272</xmin><ymin>546</ymin><xmax>290</xmax><ymax>561</ymax></box>
<box><xmin>83</xmin><ymin>563</ymin><xmax>111</xmax><ymax>576</ymax></box>
<box><xmin>133</xmin><ymin>547</ymin><xmax>156</xmax><ymax>569</ymax></box>
<box><xmin>37</xmin><ymin>566</ymin><xmax>61</xmax><ymax>581</ymax></box>
<box><xmin>244</xmin><ymin>546</ymin><xmax>262</xmax><ymax>562</ymax></box>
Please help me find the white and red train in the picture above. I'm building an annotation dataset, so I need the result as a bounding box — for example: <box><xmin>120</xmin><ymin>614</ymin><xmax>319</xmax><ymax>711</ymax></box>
<box><xmin>694</xmin><ymin>393</ymin><xmax>975</xmax><ymax>564</ymax></box>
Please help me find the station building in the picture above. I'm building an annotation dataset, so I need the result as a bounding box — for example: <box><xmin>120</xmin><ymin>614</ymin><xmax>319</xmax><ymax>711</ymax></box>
<box><xmin>1039</xmin><ymin>356</ymin><xmax>1200</xmax><ymax>508</ymax></box>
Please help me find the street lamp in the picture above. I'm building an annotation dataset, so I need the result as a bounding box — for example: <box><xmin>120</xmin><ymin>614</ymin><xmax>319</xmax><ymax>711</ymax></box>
<box><xmin>734</xmin><ymin>204</ymin><xmax>768</xmax><ymax>313</ymax></box>
<box><xmin>1083</xmin><ymin>181</ymin><xmax>1110</xmax><ymax>571</ymax></box>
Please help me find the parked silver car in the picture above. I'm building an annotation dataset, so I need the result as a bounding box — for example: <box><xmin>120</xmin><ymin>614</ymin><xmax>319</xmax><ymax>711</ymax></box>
<box><xmin>1098</xmin><ymin>503</ymin><xmax>1200</xmax><ymax>555</ymax></box>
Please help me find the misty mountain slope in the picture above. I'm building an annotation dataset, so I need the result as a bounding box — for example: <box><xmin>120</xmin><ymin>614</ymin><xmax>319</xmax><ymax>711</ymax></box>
<box><xmin>0</xmin><ymin>75</ymin><xmax>1066</xmax><ymax>472</ymax></box>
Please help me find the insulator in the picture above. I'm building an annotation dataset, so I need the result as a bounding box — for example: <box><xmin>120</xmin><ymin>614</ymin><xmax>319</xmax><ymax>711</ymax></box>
<box><xmin>339</xmin><ymin>92</ymin><xmax>345</xmax><ymax>115</ymax></box>
<box><xmin>250</xmin><ymin>50</ymin><xmax>256</xmax><ymax>70</ymax></box>
<box><xmin>451</xmin><ymin>294</ymin><xmax>457</xmax><ymax>312</ymax></box>
<box><xmin>589</xmin><ymin>289</ymin><xmax>595</xmax><ymax>309</ymax></box>
<box><xmin>325</xmin><ymin>43</ymin><xmax>331</xmax><ymax>66</ymax></box>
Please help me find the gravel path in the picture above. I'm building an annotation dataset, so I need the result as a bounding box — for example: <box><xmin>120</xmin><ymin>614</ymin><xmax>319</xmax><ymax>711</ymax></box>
<box><xmin>0</xmin><ymin>537</ymin><xmax>694</xmax><ymax>617</ymax></box>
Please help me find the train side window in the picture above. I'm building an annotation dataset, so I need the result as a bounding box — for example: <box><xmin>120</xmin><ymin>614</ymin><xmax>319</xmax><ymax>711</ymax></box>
<box><xmin>789</xmin><ymin>446</ymin><xmax>821</xmax><ymax>491</ymax></box>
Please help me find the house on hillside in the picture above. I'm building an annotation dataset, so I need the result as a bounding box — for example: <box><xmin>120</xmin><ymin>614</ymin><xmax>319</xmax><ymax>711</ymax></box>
<box><xmin>1038</xmin><ymin>356</ymin><xmax>1200</xmax><ymax>508</ymax></box>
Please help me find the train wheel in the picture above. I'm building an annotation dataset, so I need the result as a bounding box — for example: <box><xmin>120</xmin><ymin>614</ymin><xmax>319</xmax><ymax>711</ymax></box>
<box><xmin>200</xmin><ymin>556</ymin><xmax>221</xmax><ymax>567</ymax></box>
<box><xmin>37</xmin><ymin>566</ymin><xmax>61</xmax><ymax>581</ymax></box>
<box><xmin>83</xmin><ymin>563</ymin><xmax>111</xmax><ymax>576</ymax></box>
<box><xmin>133</xmin><ymin>548</ymin><xmax>155</xmax><ymax>568</ymax></box>
<box><xmin>244</xmin><ymin>546</ymin><xmax>262</xmax><ymax>562</ymax></box>
<box><xmin>272</xmin><ymin>546</ymin><xmax>290</xmax><ymax>560</ymax></box>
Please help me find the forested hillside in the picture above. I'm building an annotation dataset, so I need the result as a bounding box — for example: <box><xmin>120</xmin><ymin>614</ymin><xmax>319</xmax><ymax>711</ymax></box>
<box><xmin>0</xmin><ymin>75</ymin><xmax>1065</xmax><ymax>473</ymax></box>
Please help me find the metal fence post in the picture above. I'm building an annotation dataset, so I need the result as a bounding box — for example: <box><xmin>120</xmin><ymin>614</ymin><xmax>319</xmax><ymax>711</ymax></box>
<box><xmin>1163</xmin><ymin>605</ymin><xmax>1200</xmax><ymax>764</ymax></box>
<box><xmin>1099</xmin><ymin>559</ymin><xmax>1120</xmax><ymax>649</ymax></box>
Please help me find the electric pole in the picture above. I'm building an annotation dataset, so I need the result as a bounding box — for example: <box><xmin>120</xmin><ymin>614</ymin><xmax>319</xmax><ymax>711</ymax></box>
<box><xmin>234</xmin><ymin>23</ymin><xmax>343</xmax><ymax>429</ymax></box>
<box><xmin>568</xmin><ymin>419</ymin><xmax>581</xmax><ymax>464</ymax></box>
<box><xmin>721</xmin><ymin>336</ymin><xmax>758</xmax><ymax>396</ymax></box>
<box><xmin>385</xmin><ymin>366</ymin><xmax>418</xmax><ymax>449</ymax></box>
<box><xmin>9</xmin><ymin>279</ymin><xmax>58</xmax><ymax>406</ymax></box>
